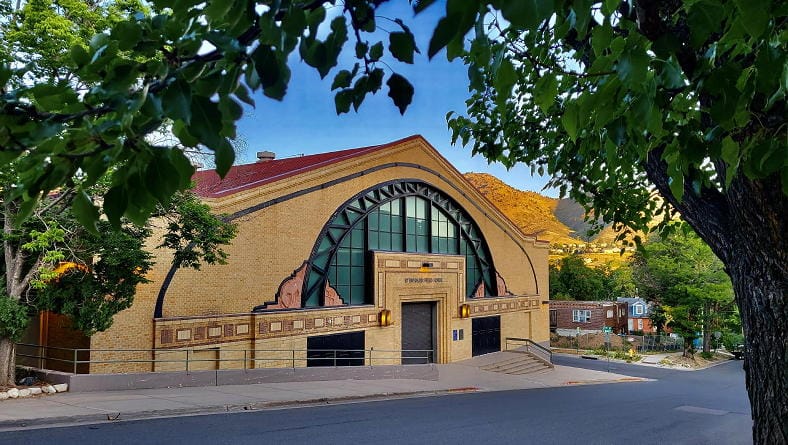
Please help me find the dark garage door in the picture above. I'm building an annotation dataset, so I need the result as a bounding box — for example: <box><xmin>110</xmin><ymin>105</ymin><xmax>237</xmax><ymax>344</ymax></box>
<box><xmin>472</xmin><ymin>316</ymin><xmax>501</xmax><ymax>356</ymax></box>
<box><xmin>401</xmin><ymin>302</ymin><xmax>436</xmax><ymax>364</ymax></box>
<box><xmin>307</xmin><ymin>331</ymin><xmax>365</xmax><ymax>367</ymax></box>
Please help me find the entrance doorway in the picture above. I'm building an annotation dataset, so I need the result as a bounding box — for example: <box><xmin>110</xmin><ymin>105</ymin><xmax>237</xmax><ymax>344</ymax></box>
<box><xmin>472</xmin><ymin>316</ymin><xmax>501</xmax><ymax>356</ymax></box>
<box><xmin>401</xmin><ymin>302</ymin><xmax>436</xmax><ymax>364</ymax></box>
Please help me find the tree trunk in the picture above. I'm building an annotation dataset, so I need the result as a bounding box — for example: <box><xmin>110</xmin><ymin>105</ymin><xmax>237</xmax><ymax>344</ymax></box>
<box><xmin>720</xmin><ymin>174</ymin><xmax>788</xmax><ymax>444</ymax></box>
<box><xmin>728</xmin><ymin>248</ymin><xmax>787</xmax><ymax>444</ymax></box>
<box><xmin>0</xmin><ymin>337</ymin><xmax>15</xmax><ymax>387</ymax></box>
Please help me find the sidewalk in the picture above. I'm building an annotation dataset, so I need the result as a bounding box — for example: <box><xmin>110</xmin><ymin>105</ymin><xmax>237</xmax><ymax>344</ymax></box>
<box><xmin>0</xmin><ymin>356</ymin><xmax>646</xmax><ymax>431</ymax></box>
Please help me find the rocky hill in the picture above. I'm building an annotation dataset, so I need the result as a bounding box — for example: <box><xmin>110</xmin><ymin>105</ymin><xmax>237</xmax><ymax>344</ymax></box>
<box><xmin>464</xmin><ymin>173</ymin><xmax>577</xmax><ymax>244</ymax></box>
<box><xmin>465</xmin><ymin>172</ymin><xmax>629</xmax><ymax>246</ymax></box>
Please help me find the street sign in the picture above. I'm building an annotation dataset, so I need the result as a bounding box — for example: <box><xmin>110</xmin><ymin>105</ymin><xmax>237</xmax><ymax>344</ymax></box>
<box><xmin>603</xmin><ymin>326</ymin><xmax>613</xmax><ymax>333</ymax></box>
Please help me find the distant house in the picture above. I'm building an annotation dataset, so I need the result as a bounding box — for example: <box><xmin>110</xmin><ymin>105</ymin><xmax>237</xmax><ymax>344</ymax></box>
<box><xmin>548</xmin><ymin>301</ymin><xmax>628</xmax><ymax>335</ymax></box>
<box><xmin>617</xmin><ymin>297</ymin><xmax>656</xmax><ymax>334</ymax></box>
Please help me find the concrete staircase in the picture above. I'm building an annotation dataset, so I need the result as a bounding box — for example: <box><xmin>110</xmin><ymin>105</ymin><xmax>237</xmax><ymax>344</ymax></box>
<box><xmin>479</xmin><ymin>353</ymin><xmax>552</xmax><ymax>376</ymax></box>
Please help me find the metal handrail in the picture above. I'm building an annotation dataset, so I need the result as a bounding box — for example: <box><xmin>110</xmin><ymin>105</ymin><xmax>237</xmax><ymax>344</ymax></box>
<box><xmin>504</xmin><ymin>337</ymin><xmax>553</xmax><ymax>367</ymax></box>
<box><xmin>15</xmin><ymin>343</ymin><xmax>435</xmax><ymax>374</ymax></box>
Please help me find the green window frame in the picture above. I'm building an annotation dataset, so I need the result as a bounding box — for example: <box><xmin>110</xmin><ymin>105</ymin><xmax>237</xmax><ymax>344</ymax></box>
<box><xmin>303</xmin><ymin>181</ymin><xmax>496</xmax><ymax>307</ymax></box>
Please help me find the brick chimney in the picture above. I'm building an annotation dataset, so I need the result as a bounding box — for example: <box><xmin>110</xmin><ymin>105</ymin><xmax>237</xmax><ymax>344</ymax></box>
<box><xmin>256</xmin><ymin>151</ymin><xmax>275</xmax><ymax>162</ymax></box>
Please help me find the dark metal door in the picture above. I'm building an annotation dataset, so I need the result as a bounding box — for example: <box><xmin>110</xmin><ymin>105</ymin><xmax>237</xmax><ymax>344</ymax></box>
<box><xmin>472</xmin><ymin>316</ymin><xmax>501</xmax><ymax>356</ymax></box>
<box><xmin>401</xmin><ymin>302</ymin><xmax>435</xmax><ymax>364</ymax></box>
<box><xmin>306</xmin><ymin>331</ymin><xmax>365</xmax><ymax>367</ymax></box>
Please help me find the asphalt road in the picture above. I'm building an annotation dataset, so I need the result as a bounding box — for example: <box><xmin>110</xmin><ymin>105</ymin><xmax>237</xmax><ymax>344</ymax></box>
<box><xmin>0</xmin><ymin>358</ymin><xmax>752</xmax><ymax>445</ymax></box>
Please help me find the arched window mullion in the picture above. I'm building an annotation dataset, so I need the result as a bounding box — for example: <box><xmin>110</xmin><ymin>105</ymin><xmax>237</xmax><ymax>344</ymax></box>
<box><xmin>303</xmin><ymin>180</ymin><xmax>499</xmax><ymax>307</ymax></box>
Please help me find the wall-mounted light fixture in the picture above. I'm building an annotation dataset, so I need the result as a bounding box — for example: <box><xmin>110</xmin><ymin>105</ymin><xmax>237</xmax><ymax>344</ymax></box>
<box><xmin>379</xmin><ymin>309</ymin><xmax>392</xmax><ymax>327</ymax></box>
<box><xmin>459</xmin><ymin>303</ymin><xmax>471</xmax><ymax>319</ymax></box>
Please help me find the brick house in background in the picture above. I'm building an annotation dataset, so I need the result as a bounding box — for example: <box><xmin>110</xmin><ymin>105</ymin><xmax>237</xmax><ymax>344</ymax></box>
<box><xmin>617</xmin><ymin>297</ymin><xmax>656</xmax><ymax>334</ymax></box>
<box><xmin>548</xmin><ymin>301</ymin><xmax>628</xmax><ymax>335</ymax></box>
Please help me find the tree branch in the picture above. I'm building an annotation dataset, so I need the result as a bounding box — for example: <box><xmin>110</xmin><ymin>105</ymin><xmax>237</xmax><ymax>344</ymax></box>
<box><xmin>644</xmin><ymin>146</ymin><xmax>732</xmax><ymax>263</ymax></box>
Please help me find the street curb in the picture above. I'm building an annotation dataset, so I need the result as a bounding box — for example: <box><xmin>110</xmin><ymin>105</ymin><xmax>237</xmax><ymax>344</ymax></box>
<box><xmin>0</xmin><ymin>387</ymin><xmax>480</xmax><ymax>431</ymax></box>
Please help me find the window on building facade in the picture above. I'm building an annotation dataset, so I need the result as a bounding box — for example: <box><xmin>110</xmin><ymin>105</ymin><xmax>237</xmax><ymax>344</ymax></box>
<box><xmin>638</xmin><ymin>319</ymin><xmax>644</xmax><ymax>330</ymax></box>
<box><xmin>572</xmin><ymin>309</ymin><xmax>591</xmax><ymax>323</ymax></box>
<box><xmin>303</xmin><ymin>182</ymin><xmax>497</xmax><ymax>307</ymax></box>
<box><xmin>606</xmin><ymin>310</ymin><xmax>613</xmax><ymax>318</ymax></box>
<box><xmin>634</xmin><ymin>304</ymin><xmax>644</xmax><ymax>315</ymax></box>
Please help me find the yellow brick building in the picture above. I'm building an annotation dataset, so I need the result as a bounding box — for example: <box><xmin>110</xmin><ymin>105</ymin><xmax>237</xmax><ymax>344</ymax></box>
<box><xmin>31</xmin><ymin>135</ymin><xmax>550</xmax><ymax>373</ymax></box>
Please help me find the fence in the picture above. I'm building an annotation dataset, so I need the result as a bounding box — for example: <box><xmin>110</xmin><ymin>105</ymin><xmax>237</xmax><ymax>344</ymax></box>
<box><xmin>550</xmin><ymin>333</ymin><xmax>684</xmax><ymax>354</ymax></box>
<box><xmin>15</xmin><ymin>343</ymin><xmax>433</xmax><ymax>374</ymax></box>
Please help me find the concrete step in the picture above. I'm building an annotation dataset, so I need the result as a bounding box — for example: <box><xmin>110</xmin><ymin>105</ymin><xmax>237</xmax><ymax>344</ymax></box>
<box><xmin>508</xmin><ymin>362</ymin><xmax>551</xmax><ymax>375</ymax></box>
<box><xmin>482</xmin><ymin>358</ymin><xmax>538</xmax><ymax>373</ymax></box>
<box><xmin>486</xmin><ymin>360</ymin><xmax>544</xmax><ymax>374</ymax></box>
<box><xmin>479</xmin><ymin>356</ymin><xmax>531</xmax><ymax>370</ymax></box>
<box><xmin>479</xmin><ymin>353</ymin><xmax>551</xmax><ymax>376</ymax></box>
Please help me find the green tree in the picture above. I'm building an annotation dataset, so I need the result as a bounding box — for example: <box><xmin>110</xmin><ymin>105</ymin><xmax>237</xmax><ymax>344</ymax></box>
<box><xmin>0</xmin><ymin>0</ymin><xmax>238</xmax><ymax>387</ymax></box>
<box><xmin>550</xmin><ymin>256</ymin><xmax>634</xmax><ymax>301</ymax></box>
<box><xmin>550</xmin><ymin>255</ymin><xmax>607</xmax><ymax>300</ymax></box>
<box><xmin>633</xmin><ymin>229</ymin><xmax>737</xmax><ymax>356</ymax></box>
<box><xmin>1</xmin><ymin>0</ymin><xmax>785</xmax><ymax>441</ymax></box>
<box><xmin>440</xmin><ymin>2</ymin><xmax>785</xmax><ymax>441</ymax></box>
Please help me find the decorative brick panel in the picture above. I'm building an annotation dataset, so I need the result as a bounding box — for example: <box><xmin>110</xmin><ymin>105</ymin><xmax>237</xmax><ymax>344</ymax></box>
<box><xmin>161</xmin><ymin>330</ymin><xmax>173</xmax><ymax>344</ymax></box>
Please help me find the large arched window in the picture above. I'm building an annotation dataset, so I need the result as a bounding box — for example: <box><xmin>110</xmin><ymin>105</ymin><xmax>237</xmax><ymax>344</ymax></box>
<box><xmin>303</xmin><ymin>181</ymin><xmax>496</xmax><ymax>307</ymax></box>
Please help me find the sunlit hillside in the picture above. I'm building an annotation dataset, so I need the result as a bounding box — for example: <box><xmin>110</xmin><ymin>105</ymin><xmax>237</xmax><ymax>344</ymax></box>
<box><xmin>464</xmin><ymin>172</ymin><xmax>639</xmax><ymax>268</ymax></box>
<box><xmin>464</xmin><ymin>173</ymin><xmax>577</xmax><ymax>244</ymax></box>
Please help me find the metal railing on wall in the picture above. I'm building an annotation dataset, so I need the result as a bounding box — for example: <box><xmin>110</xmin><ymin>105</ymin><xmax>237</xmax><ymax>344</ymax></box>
<box><xmin>15</xmin><ymin>343</ymin><xmax>434</xmax><ymax>374</ymax></box>
<box><xmin>504</xmin><ymin>337</ymin><xmax>553</xmax><ymax>367</ymax></box>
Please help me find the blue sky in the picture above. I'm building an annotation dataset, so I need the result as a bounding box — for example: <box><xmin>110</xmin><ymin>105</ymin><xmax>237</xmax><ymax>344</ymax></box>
<box><xmin>234</xmin><ymin>2</ymin><xmax>554</xmax><ymax>195</ymax></box>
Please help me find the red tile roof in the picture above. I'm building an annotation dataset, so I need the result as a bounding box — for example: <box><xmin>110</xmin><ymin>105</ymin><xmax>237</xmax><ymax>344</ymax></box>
<box><xmin>192</xmin><ymin>135</ymin><xmax>422</xmax><ymax>198</ymax></box>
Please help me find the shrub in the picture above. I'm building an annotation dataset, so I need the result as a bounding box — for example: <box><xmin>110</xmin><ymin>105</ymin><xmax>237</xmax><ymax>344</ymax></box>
<box><xmin>0</xmin><ymin>296</ymin><xmax>30</xmax><ymax>341</ymax></box>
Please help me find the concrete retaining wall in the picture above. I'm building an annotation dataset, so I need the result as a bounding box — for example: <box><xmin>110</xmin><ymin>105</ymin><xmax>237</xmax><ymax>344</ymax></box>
<box><xmin>31</xmin><ymin>364</ymin><xmax>438</xmax><ymax>392</ymax></box>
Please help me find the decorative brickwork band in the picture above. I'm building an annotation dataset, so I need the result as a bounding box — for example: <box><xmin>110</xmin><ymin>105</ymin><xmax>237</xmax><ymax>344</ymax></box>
<box><xmin>323</xmin><ymin>281</ymin><xmax>345</xmax><ymax>306</ymax></box>
<box><xmin>253</xmin><ymin>262</ymin><xmax>308</xmax><ymax>311</ymax></box>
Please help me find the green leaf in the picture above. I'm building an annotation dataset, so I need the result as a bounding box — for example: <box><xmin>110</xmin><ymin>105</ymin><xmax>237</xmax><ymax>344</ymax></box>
<box><xmin>334</xmin><ymin>89</ymin><xmax>353</xmax><ymax>114</ymax></box>
<box><xmin>591</xmin><ymin>25</ymin><xmax>613</xmax><ymax>57</ymax></box>
<box><xmin>29</xmin><ymin>84</ymin><xmax>78</xmax><ymax>111</ymax></box>
<box><xmin>252</xmin><ymin>45</ymin><xmax>290</xmax><ymax>99</ymax></box>
<box><xmin>369</xmin><ymin>42</ymin><xmax>384</xmax><ymax>62</ymax></box>
<box><xmin>500</xmin><ymin>0</ymin><xmax>554</xmax><ymax>30</ymax></box>
<box><xmin>733</xmin><ymin>0</ymin><xmax>769</xmax><ymax>37</ymax></box>
<box><xmin>494</xmin><ymin>59</ymin><xmax>517</xmax><ymax>100</ymax></box>
<box><xmin>386</xmin><ymin>73</ymin><xmax>414</xmax><ymax>115</ymax></box>
<box><xmin>389</xmin><ymin>31</ymin><xmax>418</xmax><ymax>64</ymax></box>
<box><xmin>669</xmin><ymin>171</ymin><xmax>685</xmax><ymax>202</ymax></box>
<box><xmin>721</xmin><ymin>137</ymin><xmax>739</xmax><ymax>166</ymax></box>
<box><xmin>214</xmin><ymin>139</ymin><xmax>235</xmax><ymax>177</ymax></box>
<box><xmin>413</xmin><ymin>0</ymin><xmax>438</xmax><ymax>14</ymax></box>
<box><xmin>170</xmin><ymin>149</ymin><xmax>196</xmax><ymax>189</ymax></box>
<box><xmin>234</xmin><ymin>84</ymin><xmax>255</xmax><ymax>107</ymax></box>
<box><xmin>355</xmin><ymin>41</ymin><xmax>368</xmax><ymax>59</ymax></box>
<box><xmin>332</xmin><ymin>70</ymin><xmax>353</xmax><ymax>90</ymax></box>
<box><xmin>617</xmin><ymin>47</ymin><xmax>649</xmax><ymax>86</ymax></box>
<box><xmin>562</xmin><ymin>102</ymin><xmax>579</xmax><ymax>141</ymax></box>
<box><xmin>72</xmin><ymin>191</ymin><xmax>99</xmax><ymax>234</ymax></box>
<box><xmin>687</xmin><ymin>1</ymin><xmax>724</xmax><ymax>48</ymax></box>
<box><xmin>658</xmin><ymin>58</ymin><xmax>685</xmax><ymax>89</ymax></box>
<box><xmin>162</xmin><ymin>79</ymin><xmax>193</xmax><ymax>124</ymax></box>
<box><xmin>104</xmin><ymin>186</ymin><xmax>128</xmax><ymax>228</ymax></box>
<box><xmin>535</xmin><ymin>74</ymin><xmax>558</xmax><ymax>113</ymax></box>
<box><xmin>428</xmin><ymin>17</ymin><xmax>457</xmax><ymax>59</ymax></box>
<box><xmin>70</xmin><ymin>45</ymin><xmax>90</xmax><ymax>67</ymax></box>
<box><xmin>14</xmin><ymin>195</ymin><xmax>40</xmax><ymax>227</ymax></box>
<box><xmin>188</xmin><ymin>96</ymin><xmax>234</xmax><ymax>164</ymax></box>
<box><xmin>111</xmin><ymin>21</ymin><xmax>142</xmax><ymax>51</ymax></box>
